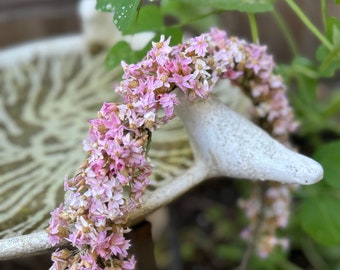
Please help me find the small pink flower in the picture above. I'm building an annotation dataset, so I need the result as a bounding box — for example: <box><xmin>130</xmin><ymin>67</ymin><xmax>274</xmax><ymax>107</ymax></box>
<box><xmin>48</xmin><ymin>205</ymin><xmax>68</xmax><ymax>245</ymax></box>
<box><xmin>245</xmin><ymin>45</ymin><xmax>265</xmax><ymax>74</ymax></box>
<box><xmin>151</xmin><ymin>35</ymin><xmax>172</xmax><ymax>55</ymax></box>
<box><xmin>109</xmin><ymin>231</ymin><xmax>131</xmax><ymax>257</ymax></box>
<box><xmin>158</xmin><ymin>92</ymin><xmax>179</xmax><ymax>120</ymax></box>
<box><xmin>209</xmin><ymin>27</ymin><xmax>227</xmax><ymax>48</ymax></box>
<box><xmin>186</xmin><ymin>34</ymin><xmax>208</xmax><ymax>57</ymax></box>
<box><xmin>149</xmin><ymin>35</ymin><xmax>172</xmax><ymax>65</ymax></box>
<box><xmin>122</xmin><ymin>256</ymin><xmax>136</xmax><ymax>270</ymax></box>
<box><xmin>192</xmin><ymin>58</ymin><xmax>211</xmax><ymax>80</ymax></box>
<box><xmin>79</xmin><ymin>250</ymin><xmax>98</xmax><ymax>269</ymax></box>
<box><xmin>168</xmin><ymin>73</ymin><xmax>193</xmax><ymax>92</ymax></box>
<box><xmin>121</xmin><ymin>61</ymin><xmax>142</xmax><ymax>79</ymax></box>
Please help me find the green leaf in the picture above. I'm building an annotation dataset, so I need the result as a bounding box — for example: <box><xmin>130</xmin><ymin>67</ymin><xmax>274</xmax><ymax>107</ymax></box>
<box><xmin>162</xmin><ymin>27</ymin><xmax>183</xmax><ymax>46</ymax></box>
<box><xmin>161</xmin><ymin>0</ymin><xmax>218</xmax><ymax>31</ymax></box>
<box><xmin>291</xmin><ymin>57</ymin><xmax>318</xmax><ymax>103</ymax></box>
<box><xmin>96</xmin><ymin>0</ymin><xmax>141</xmax><ymax>31</ymax></box>
<box><xmin>105</xmin><ymin>41</ymin><xmax>136</xmax><ymax>69</ymax></box>
<box><xmin>176</xmin><ymin>0</ymin><xmax>274</xmax><ymax>13</ymax></box>
<box><xmin>325</xmin><ymin>17</ymin><xmax>340</xmax><ymax>40</ymax></box>
<box><xmin>105</xmin><ymin>39</ymin><xmax>155</xmax><ymax>70</ymax></box>
<box><xmin>96</xmin><ymin>0</ymin><xmax>116</xmax><ymax>12</ymax></box>
<box><xmin>322</xmin><ymin>91</ymin><xmax>340</xmax><ymax>119</ymax></box>
<box><xmin>316</xmin><ymin>44</ymin><xmax>340</xmax><ymax>77</ymax></box>
<box><xmin>300</xmin><ymin>196</ymin><xmax>340</xmax><ymax>246</ymax></box>
<box><xmin>332</xmin><ymin>24</ymin><xmax>340</xmax><ymax>48</ymax></box>
<box><xmin>314</xmin><ymin>141</ymin><xmax>340</xmax><ymax>188</ymax></box>
<box><xmin>210</xmin><ymin>0</ymin><xmax>274</xmax><ymax>12</ymax></box>
<box><xmin>216</xmin><ymin>245</ymin><xmax>242</xmax><ymax>261</ymax></box>
<box><xmin>315</xmin><ymin>17</ymin><xmax>340</xmax><ymax>77</ymax></box>
<box><xmin>113</xmin><ymin>0</ymin><xmax>141</xmax><ymax>31</ymax></box>
<box><xmin>123</xmin><ymin>5</ymin><xmax>163</xmax><ymax>34</ymax></box>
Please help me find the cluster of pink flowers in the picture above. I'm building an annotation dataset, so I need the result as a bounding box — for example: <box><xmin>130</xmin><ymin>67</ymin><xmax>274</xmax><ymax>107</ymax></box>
<box><xmin>47</xmin><ymin>28</ymin><xmax>297</xmax><ymax>269</ymax></box>
<box><xmin>238</xmin><ymin>183</ymin><xmax>298</xmax><ymax>258</ymax></box>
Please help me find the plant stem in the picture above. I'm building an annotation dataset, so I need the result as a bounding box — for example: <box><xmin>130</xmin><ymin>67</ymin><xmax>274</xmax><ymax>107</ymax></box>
<box><xmin>320</xmin><ymin>46</ymin><xmax>340</xmax><ymax>71</ymax></box>
<box><xmin>321</xmin><ymin>0</ymin><xmax>328</xmax><ymax>33</ymax></box>
<box><xmin>301</xmin><ymin>238</ymin><xmax>329</xmax><ymax>270</ymax></box>
<box><xmin>234</xmin><ymin>182</ymin><xmax>266</xmax><ymax>270</ymax></box>
<box><xmin>272</xmin><ymin>10</ymin><xmax>299</xmax><ymax>57</ymax></box>
<box><xmin>285</xmin><ymin>0</ymin><xmax>332</xmax><ymax>51</ymax></box>
<box><xmin>293</xmin><ymin>63</ymin><xmax>319</xmax><ymax>79</ymax></box>
<box><xmin>247</xmin><ymin>13</ymin><xmax>259</xmax><ymax>44</ymax></box>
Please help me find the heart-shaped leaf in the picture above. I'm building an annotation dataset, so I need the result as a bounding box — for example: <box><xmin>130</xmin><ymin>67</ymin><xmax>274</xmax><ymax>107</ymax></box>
<box><xmin>300</xmin><ymin>196</ymin><xmax>340</xmax><ymax>246</ymax></box>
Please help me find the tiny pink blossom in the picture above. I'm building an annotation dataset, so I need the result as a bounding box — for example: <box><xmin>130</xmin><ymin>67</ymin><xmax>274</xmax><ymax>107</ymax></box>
<box><xmin>209</xmin><ymin>27</ymin><xmax>227</xmax><ymax>48</ymax></box>
<box><xmin>122</xmin><ymin>256</ymin><xmax>136</xmax><ymax>270</ymax></box>
<box><xmin>158</xmin><ymin>93</ymin><xmax>179</xmax><ymax>120</ymax></box>
<box><xmin>168</xmin><ymin>73</ymin><xmax>193</xmax><ymax>92</ymax></box>
<box><xmin>186</xmin><ymin>34</ymin><xmax>208</xmax><ymax>57</ymax></box>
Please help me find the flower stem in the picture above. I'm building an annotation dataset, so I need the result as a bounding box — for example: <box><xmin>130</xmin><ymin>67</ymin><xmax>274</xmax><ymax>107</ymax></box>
<box><xmin>235</xmin><ymin>182</ymin><xmax>266</xmax><ymax>270</ymax></box>
<box><xmin>247</xmin><ymin>13</ymin><xmax>259</xmax><ymax>44</ymax></box>
<box><xmin>272</xmin><ymin>10</ymin><xmax>299</xmax><ymax>57</ymax></box>
<box><xmin>285</xmin><ymin>0</ymin><xmax>332</xmax><ymax>51</ymax></box>
<box><xmin>321</xmin><ymin>0</ymin><xmax>328</xmax><ymax>33</ymax></box>
<box><xmin>301</xmin><ymin>238</ymin><xmax>329</xmax><ymax>270</ymax></box>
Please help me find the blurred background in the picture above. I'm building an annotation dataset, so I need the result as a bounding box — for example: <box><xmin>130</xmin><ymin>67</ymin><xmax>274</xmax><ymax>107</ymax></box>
<box><xmin>0</xmin><ymin>0</ymin><xmax>79</xmax><ymax>48</ymax></box>
<box><xmin>2</xmin><ymin>1</ymin><xmax>339</xmax><ymax>58</ymax></box>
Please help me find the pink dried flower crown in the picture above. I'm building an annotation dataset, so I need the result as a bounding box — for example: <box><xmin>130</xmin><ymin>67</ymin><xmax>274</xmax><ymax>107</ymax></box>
<box><xmin>47</xmin><ymin>28</ymin><xmax>297</xmax><ymax>269</ymax></box>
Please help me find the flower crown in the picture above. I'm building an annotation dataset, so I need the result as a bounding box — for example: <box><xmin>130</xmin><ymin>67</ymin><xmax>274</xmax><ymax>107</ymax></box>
<box><xmin>48</xmin><ymin>28</ymin><xmax>297</xmax><ymax>269</ymax></box>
